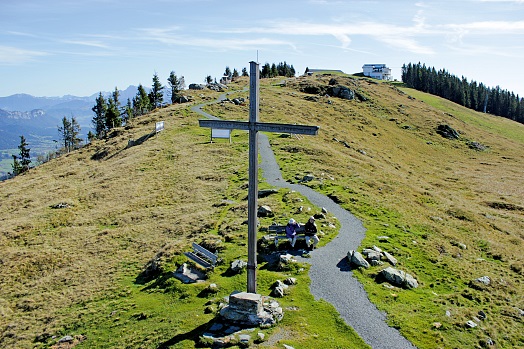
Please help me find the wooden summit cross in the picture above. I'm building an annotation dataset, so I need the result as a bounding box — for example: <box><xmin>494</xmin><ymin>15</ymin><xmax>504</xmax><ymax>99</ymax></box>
<box><xmin>199</xmin><ymin>61</ymin><xmax>319</xmax><ymax>293</ymax></box>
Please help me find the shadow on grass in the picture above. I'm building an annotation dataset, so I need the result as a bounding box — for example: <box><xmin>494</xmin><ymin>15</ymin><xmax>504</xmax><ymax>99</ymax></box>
<box><xmin>157</xmin><ymin>321</ymin><xmax>211</xmax><ymax>349</ymax></box>
<box><xmin>134</xmin><ymin>271</ymin><xmax>174</xmax><ymax>292</ymax></box>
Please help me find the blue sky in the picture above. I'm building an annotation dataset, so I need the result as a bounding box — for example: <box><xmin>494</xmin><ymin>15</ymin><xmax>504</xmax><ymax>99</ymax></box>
<box><xmin>1</xmin><ymin>0</ymin><xmax>523</xmax><ymax>97</ymax></box>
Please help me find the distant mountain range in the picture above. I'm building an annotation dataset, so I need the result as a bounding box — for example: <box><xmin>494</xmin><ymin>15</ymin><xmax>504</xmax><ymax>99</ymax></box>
<box><xmin>0</xmin><ymin>86</ymin><xmax>143</xmax><ymax>152</ymax></box>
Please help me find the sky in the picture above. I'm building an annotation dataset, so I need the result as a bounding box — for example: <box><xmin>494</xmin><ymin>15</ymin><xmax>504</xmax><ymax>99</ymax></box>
<box><xmin>1</xmin><ymin>0</ymin><xmax>524</xmax><ymax>98</ymax></box>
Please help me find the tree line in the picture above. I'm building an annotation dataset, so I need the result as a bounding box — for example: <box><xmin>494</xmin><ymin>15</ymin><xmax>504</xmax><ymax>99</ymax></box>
<box><xmin>401</xmin><ymin>62</ymin><xmax>524</xmax><ymax>124</ymax></box>
<box><xmin>91</xmin><ymin>71</ymin><xmax>185</xmax><ymax>138</ymax></box>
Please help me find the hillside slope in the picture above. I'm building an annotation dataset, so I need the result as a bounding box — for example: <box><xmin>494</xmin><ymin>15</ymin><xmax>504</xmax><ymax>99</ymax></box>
<box><xmin>0</xmin><ymin>75</ymin><xmax>522</xmax><ymax>349</ymax></box>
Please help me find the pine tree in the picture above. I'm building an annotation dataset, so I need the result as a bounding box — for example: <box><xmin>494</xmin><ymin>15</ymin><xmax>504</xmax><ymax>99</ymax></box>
<box><xmin>12</xmin><ymin>135</ymin><xmax>30</xmax><ymax>175</ymax></box>
<box><xmin>124</xmin><ymin>98</ymin><xmax>133</xmax><ymax>122</ymax></box>
<box><xmin>168</xmin><ymin>71</ymin><xmax>184</xmax><ymax>103</ymax></box>
<box><xmin>149</xmin><ymin>73</ymin><xmax>164</xmax><ymax>109</ymax></box>
<box><xmin>58</xmin><ymin>116</ymin><xmax>72</xmax><ymax>152</ymax></box>
<box><xmin>58</xmin><ymin>116</ymin><xmax>82</xmax><ymax>152</ymax></box>
<box><xmin>241</xmin><ymin>67</ymin><xmax>248</xmax><ymax>77</ymax></box>
<box><xmin>70</xmin><ymin>116</ymin><xmax>82</xmax><ymax>149</ymax></box>
<box><xmin>92</xmin><ymin>92</ymin><xmax>107</xmax><ymax>138</ymax></box>
<box><xmin>106</xmin><ymin>87</ymin><xmax>122</xmax><ymax>130</ymax></box>
<box><xmin>133</xmin><ymin>84</ymin><xmax>150</xmax><ymax>116</ymax></box>
<box><xmin>232</xmin><ymin>68</ymin><xmax>239</xmax><ymax>79</ymax></box>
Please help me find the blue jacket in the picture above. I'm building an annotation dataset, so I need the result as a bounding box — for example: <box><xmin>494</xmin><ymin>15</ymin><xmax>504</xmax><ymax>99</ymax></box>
<box><xmin>286</xmin><ymin>222</ymin><xmax>300</xmax><ymax>238</ymax></box>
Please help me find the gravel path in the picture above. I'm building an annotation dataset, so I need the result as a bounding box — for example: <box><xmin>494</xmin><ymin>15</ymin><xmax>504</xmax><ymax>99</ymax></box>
<box><xmin>193</xmin><ymin>98</ymin><xmax>417</xmax><ymax>349</ymax></box>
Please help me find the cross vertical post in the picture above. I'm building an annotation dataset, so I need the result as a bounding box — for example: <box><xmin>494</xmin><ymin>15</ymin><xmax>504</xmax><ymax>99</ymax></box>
<box><xmin>198</xmin><ymin>62</ymin><xmax>319</xmax><ymax>295</ymax></box>
<box><xmin>247</xmin><ymin>61</ymin><xmax>260</xmax><ymax>293</ymax></box>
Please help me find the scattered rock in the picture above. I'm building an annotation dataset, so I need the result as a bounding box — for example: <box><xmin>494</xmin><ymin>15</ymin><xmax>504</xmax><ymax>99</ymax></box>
<box><xmin>321</xmin><ymin>207</ymin><xmax>328</xmax><ymax>214</ymax></box>
<box><xmin>478</xmin><ymin>310</ymin><xmax>487</xmax><ymax>320</ymax></box>
<box><xmin>174</xmin><ymin>263</ymin><xmax>207</xmax><ymax>283</ymax></box>
<box><xmin>301</xmin><ymin>174</ymin><xmax>315</xmax><ymax>182</ymax></box>
<box><xmin>471</xmin><ymin>276</ymin><xmax>491</xmax><ymax>289</ymax></box>
<box><xmin>284</xmin><ymin>278</ymin><xmax>297</xmax><ymax>285</ymax></box>
<box><xmin>257</xmin><ymin>205</ymin><xmax>274</xmax><ymax>217</ymax></box>
<box><xmin>466</xmin><ymin>320</ymin><xmax>477</xmax><ymax>328</ymax></box>
<box><xmin>348</xmin><ymin>250</ymin><xmax>370</xmax><ymax>269</ymax></box>
<box><xmin>362</xmin><ymin>249</ymin><xmax>381</xmax><ymax>262</ymax></box>
<box><xmin>189</xmin><ymin>83</ymin><xmax>205</xmax><ymax>90</ymax></box>
<box><xmin>230</xmin><ymin>260</ymin><xmax>247</xmax><ymax>274</ymax></box>
<box><xmin>383</xmin><ymin>251</ymin><xmax>398</xmax><ymax>266</ymax></box>
<box><xmin>258</xmin><ymin>189</ymin><xmax>278</xmax><ymax>198</ymax></box>
<box><xmin>51</xmin><ymin>202</ymin><xmax>71</xmax><ymax>209</ymax></box>
<box><xmin>58</xmin><ymin>335</ymin><xmax>74</xmax><ymax>343</ymax></box>
<box><xmin>436</xmin><ymin>124</ymin><xmax>460</xmax><ymax>140</ymax></box>
<box><xmin>468</xmin><ymin>141</ymin><xmax>487</xmax><ymax>151</ymax></box>
<box><xmin>377</xmin><ymin>236</ymin><xmax>390</xmax><ymax>241</ymax></box>
<box><xmin>238</xmin><ymin>334</ymin><xmax>251</xmax><ymax>343</ymax></box>
<box><xmin>379</xmin><ymin>267</ymin><xmax>418</xmax><ymax>289</ymax></box>
<box><xmin>446</xmin><ymin>310</ymin><xmax>452</xmax><ymax>317</ymax></box>
<box><xmin>279</xmin><ymin>254</ymin><xmax>297</xmax><ymax>264</ymax></box>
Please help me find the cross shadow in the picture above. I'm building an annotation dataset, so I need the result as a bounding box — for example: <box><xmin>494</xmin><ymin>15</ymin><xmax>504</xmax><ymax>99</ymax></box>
<box><xmin>157</xmin><ymin>321</ymin><xmax>211</xmax><ymax>349</ymax></box>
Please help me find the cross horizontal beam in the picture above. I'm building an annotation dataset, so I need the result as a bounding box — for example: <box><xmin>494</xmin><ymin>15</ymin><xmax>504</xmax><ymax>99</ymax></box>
<box><xmin>199</xmin><ymin>119</ymin><xmax>319</xmax><ymax>136</ymax></box>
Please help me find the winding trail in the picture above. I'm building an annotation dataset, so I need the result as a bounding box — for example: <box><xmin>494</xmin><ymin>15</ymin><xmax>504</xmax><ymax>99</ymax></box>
<box><xmin>192</xmin><ymin>95</ymin><xmax>417</xmax><ymax>349</ymax></box>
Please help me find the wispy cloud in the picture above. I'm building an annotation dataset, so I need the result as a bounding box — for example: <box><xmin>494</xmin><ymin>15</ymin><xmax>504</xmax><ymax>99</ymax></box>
<box><xmin>216</xmin><ymin>19</ymin><xmax>438</xmax><ymax>54</ymax></box>
<box><xmin>137</xmin><ymin>26</ymin><xmax>297</xmax><ymax>51</ymax></box>
<box><xmin>0</xmin><ymin>45</ymin><xmax>49</xmax><ymax>64</ymax></box>
<box><xmin>61</xmin><ymin>40</ymin><xmax>111</xmax><ymax>49</ymax></box>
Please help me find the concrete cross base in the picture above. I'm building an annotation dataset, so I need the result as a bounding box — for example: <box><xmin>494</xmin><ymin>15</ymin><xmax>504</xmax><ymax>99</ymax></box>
<box><xmin>219</xmin><ymin>291</ymin><xmax>283</xmax><ymax>327</ymax></box>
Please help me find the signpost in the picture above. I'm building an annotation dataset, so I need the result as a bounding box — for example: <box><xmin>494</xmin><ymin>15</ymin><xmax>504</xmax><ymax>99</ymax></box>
<box><xmin>199</xmin><ymin>61</ymin><xmax>319</xmax><ymax>293</ymax></box>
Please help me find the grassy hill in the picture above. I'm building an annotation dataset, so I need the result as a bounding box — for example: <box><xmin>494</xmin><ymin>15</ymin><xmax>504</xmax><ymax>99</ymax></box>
<box><xmin>0</xmin><ymin>75</ymin><xmax>522</xmax><ymax>349</ymax></box>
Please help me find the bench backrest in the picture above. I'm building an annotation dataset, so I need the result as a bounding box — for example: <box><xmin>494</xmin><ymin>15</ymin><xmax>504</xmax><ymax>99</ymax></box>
<box><xmin>268</xmin><ymin>224</ymin><xmax>305</xmax><ymax>234</ymax></box>
<box><xmin>192</xmin><ymin>242</ymin><xmax>218</xmax><ymax>264</ymax></box>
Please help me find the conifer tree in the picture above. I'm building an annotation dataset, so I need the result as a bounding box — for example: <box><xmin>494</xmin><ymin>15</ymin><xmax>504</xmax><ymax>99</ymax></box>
<box><xmin>149</xmin><ymin>73</ymin><xmax>164</xmax><ymax>109</ymax></box>
<box><xmin>12</xmin><ymin>135</ymin><xmax>30</xmax><ymax>175</ymax></box>
<box><xmin>58</xmin><ymin>116</ymin><xmax>82</xmax><ymax>152</ymax></box>
<box><xmin>241</xmin><ymin>67</ymin><xmax>248</xmax><ymax>77</ymax></box>
<box><xmin>168</xmin><ymin>71</ymin><xmax>184</xmax><ymax>103</ymax></box>
<box><xmin>133</xmin><ymin>84</ymin><xmax>150</xmax><ymax>116</ymax></box>
<box><xmin>224</xmin><ymin>66</ymin><xmax>232</xmax><ymax>78</ymax></box>
<box><xmin>58</xmin><ymin>116</ymin><xmax>72</xmax><ymax>152</ymax></box>
<box><xmin>92</xmin><ymin>92</ymin><xmax>107</xmax><ymax>137</ymax></box>
<box><xmin>105</xmin><ymin>87</ymin><xmax>122</xmax><ymax>130</ymax></box>
<box><xmin>124</xmin><ymin>98</ymin><xmax>133</xmax><ymax>122</ymax></box>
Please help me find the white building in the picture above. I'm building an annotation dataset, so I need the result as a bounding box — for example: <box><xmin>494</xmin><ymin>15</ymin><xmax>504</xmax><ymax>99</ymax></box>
<box><xmin>362</xmin><ymin>64</ymin><xmax>392</xmax><ymax>80</ymax></box>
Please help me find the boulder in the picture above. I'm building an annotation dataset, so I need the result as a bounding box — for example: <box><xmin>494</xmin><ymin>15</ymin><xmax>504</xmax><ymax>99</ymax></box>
<box><xmin>436</xmin><ymin>124</ymin><xmax>460</xmax><ymax>140</ymax></box>
<box><xmin>258</xmin><ymin>189</ymin><xmax>278</xmax><ymax>198</ymax></box>
<box><xmin>279</xmin><ymin>254</ymin><xmax>296</xmax><ymax>264</ymax></box>
<box><xmin>174</xmin><ymin>263</ymin><xmax>206</xmax><ymax>283</ymax></box>
<box><xmin>383</xmin><ymin>251</ymin><xmax>398</xmax><ymax>266</ymax></box>
<box><xmin>363</xmin><ymin>250</ymin><xmax>382</xmax><ymax>262</ymax></box>
<box><xmin>380</xmin><ymin>267</ymin><xmax>418</xmax><ymax>289</ymax></box>
<box><xmin>257</xmin><ymin>205</ymin><xmax>274</xmax><ymax>217</ymax></box>
<box><xmin>348</xmin><ymin>250</ymin><xmax>370</xmax><ymax>269</ymax></box>
<box><xmin>230</xmin><ymin>260</ymin><xmax>247</xmax><ymax>274</ymax></box>
<box><xmin>188</xmin><ymin>83</ymin><xmax>205</xmax><ymax>90</ymax></box>
<box><xmin>327</xmin><ymin>85</ymin><xmax>355</xmax><ymax>100</ymax></box>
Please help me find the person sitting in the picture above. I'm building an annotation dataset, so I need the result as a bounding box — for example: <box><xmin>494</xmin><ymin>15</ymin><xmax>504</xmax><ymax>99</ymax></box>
<box><xmin>285</xmin><ymin>218</ymin><xmax>300</xmax><ymax>249</ymax></box>
<box><xmin>304</xmin><ymin>216</ymin><xmax>319</xmax><ymax>250</ymax></box>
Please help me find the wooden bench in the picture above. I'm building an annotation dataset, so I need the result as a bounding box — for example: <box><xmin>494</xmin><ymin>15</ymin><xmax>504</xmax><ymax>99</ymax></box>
<box><xmin>184</xmin><ymin>242</ymin><xmax>218</xmax><ymax>269</ymax></box>
<box><xmin>268</xmin><ymin>224</ymin><xmax>306</xmax><ymax>247</ymax></box>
